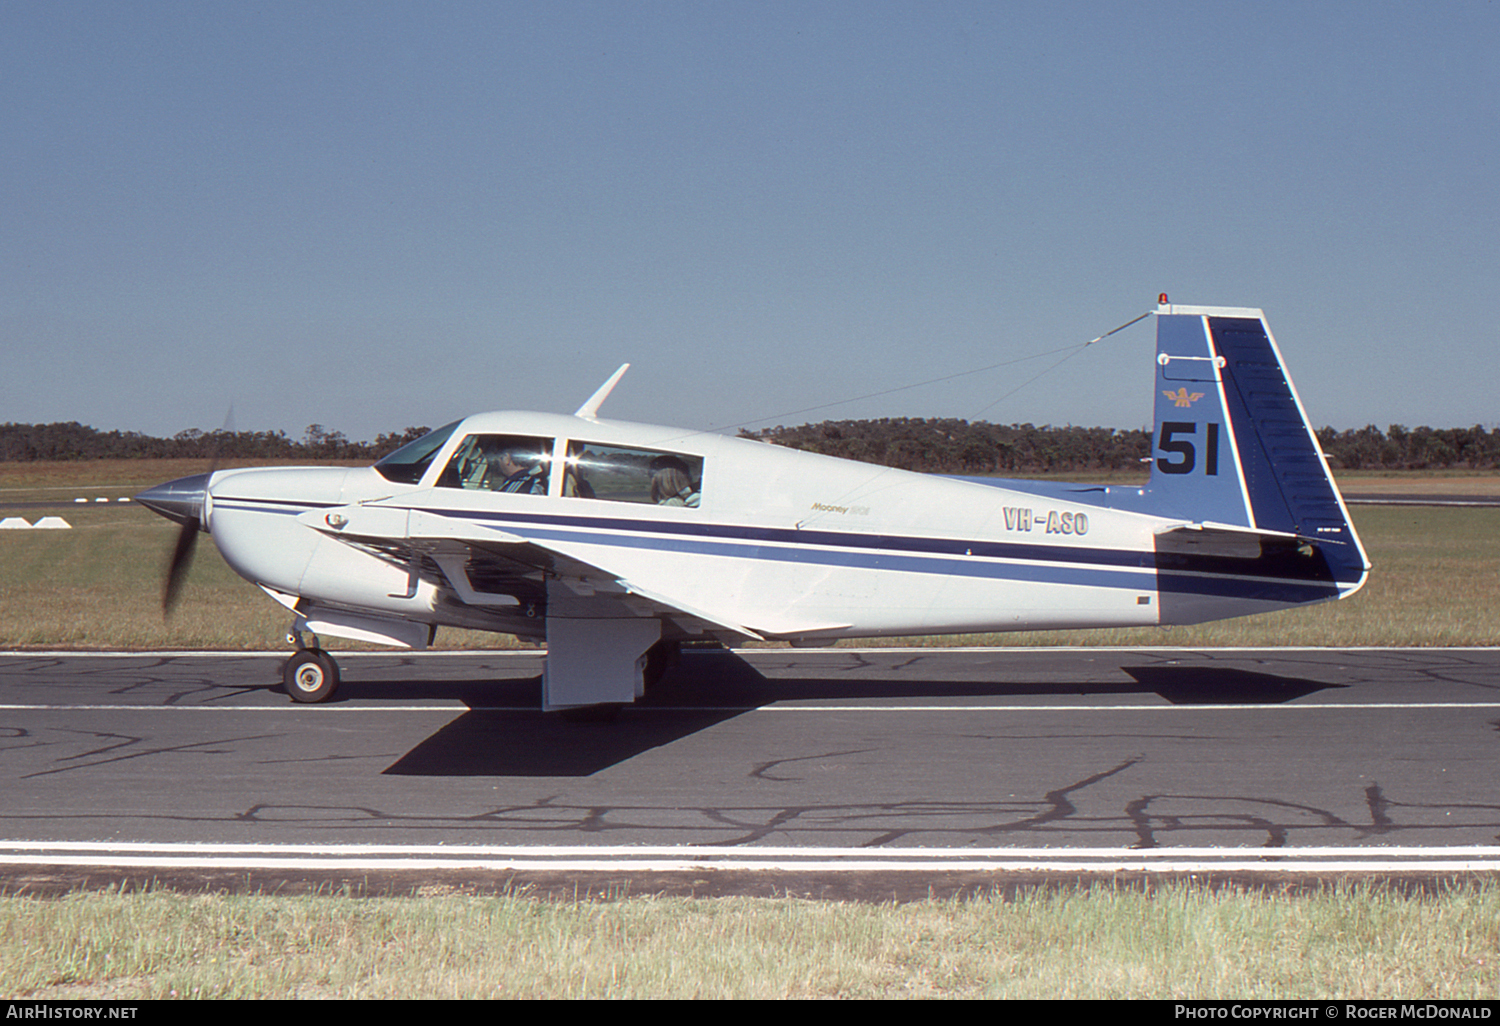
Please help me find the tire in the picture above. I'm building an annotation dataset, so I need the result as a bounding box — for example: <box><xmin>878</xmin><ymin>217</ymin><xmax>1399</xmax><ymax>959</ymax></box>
<box><xmin>284</xmin><ymin>649</ymin><xmax>340</xmax><ymax>703</ymax></box>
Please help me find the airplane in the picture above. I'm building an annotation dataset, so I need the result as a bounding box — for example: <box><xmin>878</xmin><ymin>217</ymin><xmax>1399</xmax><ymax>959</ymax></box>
<box><xmin>135</xmin><ymin>300</ymin><xmax>1370</xmax><ymax>710</ymax></box>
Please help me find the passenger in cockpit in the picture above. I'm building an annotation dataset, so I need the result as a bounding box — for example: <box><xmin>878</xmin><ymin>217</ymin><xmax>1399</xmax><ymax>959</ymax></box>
<box><xmin>650</xmin><ymin>456</ymin><xmax>700</xmax><ymax>507</ymax></box>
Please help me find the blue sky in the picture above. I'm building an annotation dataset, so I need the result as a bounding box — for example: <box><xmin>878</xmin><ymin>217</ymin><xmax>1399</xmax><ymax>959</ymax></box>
<box><xmin>4</xmin><ymin>1</ymin><xmax>1496</xmax><ymax>442</ymax></box>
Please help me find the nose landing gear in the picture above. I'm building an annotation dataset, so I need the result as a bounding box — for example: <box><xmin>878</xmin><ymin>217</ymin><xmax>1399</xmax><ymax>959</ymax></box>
<box><xmin>283</xmin><ymin>626</ymin><xmax>340</xmax><ymax>703</ymax></box>
<box><xmin>283</xmin><ymin>647</ymin><xmax>340</xmax><ymax>703</ymax></box>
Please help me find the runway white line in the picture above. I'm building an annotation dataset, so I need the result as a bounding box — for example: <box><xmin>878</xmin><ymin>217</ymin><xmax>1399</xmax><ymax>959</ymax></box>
<box><xmin>7</xmin><ymin>857</ymin><xmax>1500</xmax><ymax>873</ymax></box>
<box><xmin>8</xmin><ymin>841</ymin><xmax>1500</xmax><ymax>857</ymax></box>
<box><xmin>2</xmin><ymin>841</ymin><xmax>1498</xmax><ymax>875</ymax></box>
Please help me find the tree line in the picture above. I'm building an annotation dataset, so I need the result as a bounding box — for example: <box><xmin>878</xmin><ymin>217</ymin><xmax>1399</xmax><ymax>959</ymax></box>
<box><xmin>742</xmin><ymin>419</ymin><xmax>1153</xmax><ymax>474</ymax></box>
<box><xmin>0</xmin><ymin>422</ymin><xmax>430</xmax><ymax>463</ymax></box>
<box><xmin>3</xmin><ymin>418</ymin><xmax>1497</xmax><ymax>473</ymax></box>
<box><xmin>741</xmin><ymin>419</ymin><xmax>1500</xmax><ymax>474</ymax></box>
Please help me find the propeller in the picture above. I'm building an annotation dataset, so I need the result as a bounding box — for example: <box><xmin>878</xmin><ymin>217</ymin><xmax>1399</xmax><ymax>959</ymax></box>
<box><xmin>135</xmin><ymin>471</ymin><xmax>213</xmax><ymax>615</ymax></box>
<box><xmin>136</xmin><ymin>408</ymin><xmax>234</xmax><ymax>616</ymax></box>
<box><xmin>162</xmin><ymin>508</ymin><xmax>201</xmax><ymax>615</ymax></box>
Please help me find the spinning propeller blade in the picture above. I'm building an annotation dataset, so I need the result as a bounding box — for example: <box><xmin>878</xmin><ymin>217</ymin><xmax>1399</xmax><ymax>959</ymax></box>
<box><xmin>162</xmin><ymin>515</ymin><xmax>199</xmax><ymax>615</ymax></box>
<box><xmin>134</xmin><ymin>471</ymin><xmax>212</xmax><ymax>616</ymax></box>
<box><xmin>138</xmin><ymin>408</ymin><xmax>233</xmax><ymax>617</ymax></box>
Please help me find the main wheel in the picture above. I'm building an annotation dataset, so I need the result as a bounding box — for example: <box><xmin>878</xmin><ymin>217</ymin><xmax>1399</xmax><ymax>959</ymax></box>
<box><xmin>283</xmin><ymin>649</ymin><xmax>340</xmax><ymax>703</ymax></box>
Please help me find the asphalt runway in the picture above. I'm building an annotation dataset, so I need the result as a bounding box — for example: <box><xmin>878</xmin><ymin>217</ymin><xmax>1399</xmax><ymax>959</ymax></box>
<box><xmin>2</xmin><ymin>647</ymin><xmax>1498</xmax><ymax>895</ymax></box>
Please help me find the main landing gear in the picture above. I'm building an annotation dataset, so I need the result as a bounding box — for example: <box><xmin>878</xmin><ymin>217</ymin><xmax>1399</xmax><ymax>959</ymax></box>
<box><xmin>283</xmin><ymin>628</ymin><xmax>340</xmax><ymax>703</ymax></box>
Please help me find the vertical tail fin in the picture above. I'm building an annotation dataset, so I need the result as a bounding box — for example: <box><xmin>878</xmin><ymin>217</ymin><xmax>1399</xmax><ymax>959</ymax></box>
<box><xmin>1148</xmin><ymin>303</ymin><xmax>1369</xmax><ymax>593</ymax></box>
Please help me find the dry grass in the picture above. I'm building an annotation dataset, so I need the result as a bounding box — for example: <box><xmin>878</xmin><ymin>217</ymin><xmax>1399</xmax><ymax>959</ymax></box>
<box><xmin>1</xmin><ymin>883</ymin><xmax>1494</xmax><ymax>1000</ymax></box>
<box><xmin>1335</xmin><ymin>470</ymin><xmax>1500</xmax><ymax>496</ymax></box>
<box><xmin>0</xmin><ymin>458</ymin><xmax>370</xmax><ymax>495</ymax></box>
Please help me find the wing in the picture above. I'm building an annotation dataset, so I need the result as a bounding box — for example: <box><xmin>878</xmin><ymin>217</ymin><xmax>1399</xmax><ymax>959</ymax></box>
<box><xmin>297</xmin><ymin>503</ymin><xmax>850</xmax><ymax>642</ymax></box>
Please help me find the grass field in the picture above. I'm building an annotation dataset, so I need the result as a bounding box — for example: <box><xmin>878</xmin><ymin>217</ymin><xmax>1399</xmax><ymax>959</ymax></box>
<box><xmin>2</xmin><ymin>461</ymin><xmax>1498</xmax><ymax>650</ymax></box>
<box><xmin>3</xmin><ymin>883</ymin><xmax>1496</xmax><ymax>999</ymax></box>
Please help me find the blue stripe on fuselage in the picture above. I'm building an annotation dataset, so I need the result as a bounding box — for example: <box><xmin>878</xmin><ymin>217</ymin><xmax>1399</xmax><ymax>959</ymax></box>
<box><xmin>419</xmin><ymin>505</ymin><xmax>1338</xmax><ymax>603</ymax></box>
<box><xmin>211</xmin><ymin>496</ymin><xmax>1341</xmax><ymax>603</ymax></box>
<box><xmin>214</xmin><ymin>498</ymin><xmax>339</xmax><ymax>516</ymax></box>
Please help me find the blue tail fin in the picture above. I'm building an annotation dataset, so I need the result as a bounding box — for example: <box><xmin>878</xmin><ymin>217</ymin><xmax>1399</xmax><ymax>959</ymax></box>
<box><xmin>1147</xmin><ymin>303</ymin><xmax>1368</xmax><ymax>591</ymax></box>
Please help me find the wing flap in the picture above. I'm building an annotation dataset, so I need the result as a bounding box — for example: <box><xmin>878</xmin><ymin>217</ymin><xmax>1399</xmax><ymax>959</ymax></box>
<box><xmin>614</xmin><ymin>577</ymin><xmax>765</xmax><ymax>641</ymax></box>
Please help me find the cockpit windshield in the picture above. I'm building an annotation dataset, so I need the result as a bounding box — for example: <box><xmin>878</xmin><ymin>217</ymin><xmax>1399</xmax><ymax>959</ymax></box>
<box><xmin>373</xmin><ymin>421</ymin><xmax>461</xmax><ymax>484</ymax></box>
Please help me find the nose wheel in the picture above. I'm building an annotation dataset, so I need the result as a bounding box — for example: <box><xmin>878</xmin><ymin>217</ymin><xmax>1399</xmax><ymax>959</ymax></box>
<box><xmin>283</xmin><ymin>648</ymin><xmax>340</xmax><ymax>703</ymax></box>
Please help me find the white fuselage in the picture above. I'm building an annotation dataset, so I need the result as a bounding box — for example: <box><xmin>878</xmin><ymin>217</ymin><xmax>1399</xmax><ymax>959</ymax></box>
<box><xmin>201</xmin><ymin>411</ymin><xmax>1177</xmax><ymax>645</ymax></box>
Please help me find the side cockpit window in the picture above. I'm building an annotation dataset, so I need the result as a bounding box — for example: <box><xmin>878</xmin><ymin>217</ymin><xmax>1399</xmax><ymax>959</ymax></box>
<box><xmin>565</xmin><ymin>442</ymin><xmax>702</xmax><ymax>507</ymax></box>
<box><xmin>436</xmin><ymin>435</ymin><xmax>553</xmax><ymax>494</ymax></box>
<box><xmin>373</xmin><ymin>421</ymin><xmax>461</xmax><ymax>484</ymax></box>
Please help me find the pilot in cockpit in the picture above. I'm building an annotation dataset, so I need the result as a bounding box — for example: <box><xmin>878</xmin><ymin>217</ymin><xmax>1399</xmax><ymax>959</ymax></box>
<box><xmin>493</xmin><ymin>443</ymin><xmax>549</xmax><ymax>494</ymax></box>
<box><xmin>449</xmin><ymin>436</ymin><xmax>550</xmax><ymax>493</ymax></box>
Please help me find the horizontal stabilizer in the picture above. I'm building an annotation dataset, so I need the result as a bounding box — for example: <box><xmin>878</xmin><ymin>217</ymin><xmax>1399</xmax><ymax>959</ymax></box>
<box><xmin>1155</xmin><ymin>520</ymin><xmax>1351</xmax><ymax>551</ymax></box>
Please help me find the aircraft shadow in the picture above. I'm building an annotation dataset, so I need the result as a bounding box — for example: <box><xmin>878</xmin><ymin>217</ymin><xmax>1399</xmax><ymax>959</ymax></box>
<box><xmin>1118</xmin><ymin>665</ymin><xmax>1343</xmax><ymax>705</ymax></box>
<box><xmin>381</xmin><ymin>650</ymin><xmax>1344</xmax><ymax>776</ymax></box>
<box><xmin>383</xmin><ymin>704</ymin><xmax>739</xmax><ymax>777</ymax></box>
<box><xmin>643</xmin><ymin>650</ymin><xmax>1343</xmax><ymax>707</ymax></box>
